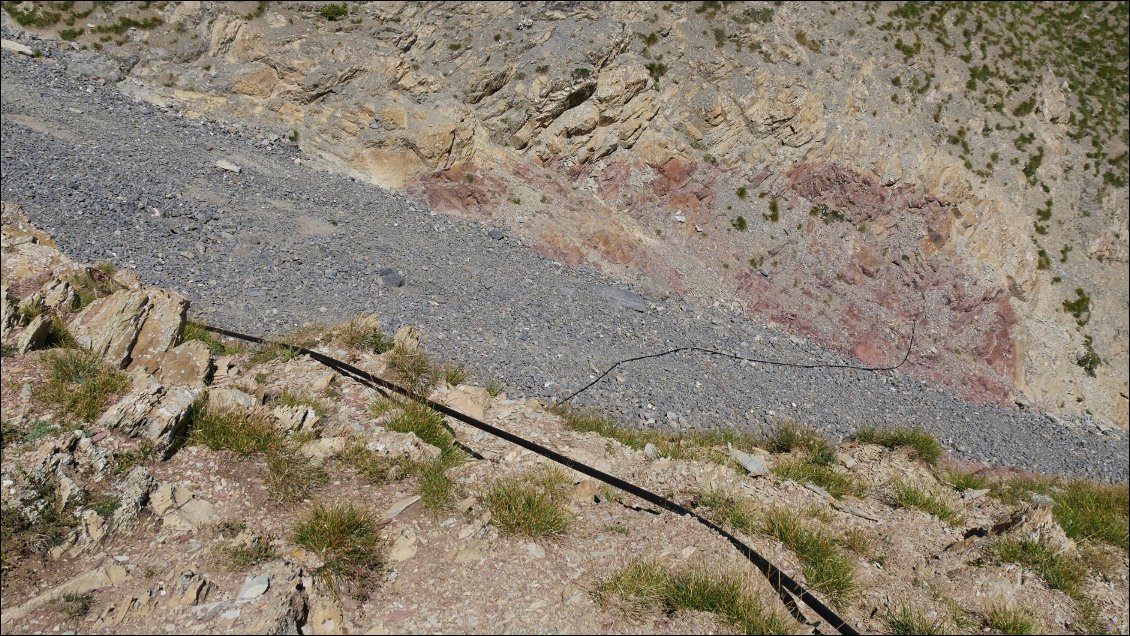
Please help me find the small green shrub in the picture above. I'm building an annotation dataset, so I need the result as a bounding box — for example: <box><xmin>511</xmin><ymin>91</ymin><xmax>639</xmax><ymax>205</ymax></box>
<box><xmin>1062</xmin><ymin>288</ymin><xmax>1092</xmax><ymax>326</ymax></box>
<box><xmin>731</xmin><ymin>216</ymin><xmax>748</xmax><ymax>231</ymax></box>
<box><xmin>318</xmin><ymin>3</ymin><xmax>348</xmax><ymax>21</ymax></box>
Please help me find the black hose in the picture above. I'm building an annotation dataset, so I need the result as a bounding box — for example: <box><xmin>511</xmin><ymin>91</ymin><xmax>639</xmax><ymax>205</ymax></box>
<box><xmin>202</xmin><ymin>324</ymin><xmax>860</xmax><ymax>635</ymax></box>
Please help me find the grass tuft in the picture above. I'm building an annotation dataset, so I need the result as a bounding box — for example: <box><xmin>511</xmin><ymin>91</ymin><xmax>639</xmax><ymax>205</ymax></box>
<box><xmin>689</xmin><ymin>488</ymin><xmax>756</xmax><ymax>534</ymax></box>
<box><xmin>334</xmin><ymin>318</ymin><xmax>392</xmax><ymax>353</ymax></box>
<box><xmin>985</xmin><ymin>602</ymin><xmax>1037</xmax><ymax>635</ymax></box>
<box><xmin>598</xmin><ymin>559</ymin><xmax>792</xmax><ymax>634</ymax></box>
<box><xmin>760</xmin><ymin>420</ymin><xmax>834</xmax><ymax>465</ymax></box>
<box><xmin>292</xmin><ymin>502</ymin><xmax>385</xmax><ymax>592</ymax></box>
<box><xmin>386</xmin><ymin>341</ymin><xmax>435</xmax><ymax>394</ymax></box>
<box><xmin>484</xmin><ymin>466</ymin><xmax>572</xmax><ymax>537</ymax></box>
<box><xmin>892</xmin><ymin>481</ymin><xmax>961</xmax><ymax>525</ymax></box>
<box><xmin>771</xmin><ymin>459</ymin><xmax>862</xmax><ymax>499</ymax></box>
<box><xmin>441</xmin><ymin>362</ymin><xmax>470</xmax><ymax>386</ymax></box>
<box><xmin>760</xmin><ymin>508</ymin><xmax>855</xmax><ymax>604</ymax></box>
<box><xmin>34</xmin><ymin>348</ymin><xmax>129</xmax><ymax>423</ymax></box>
<box><xmin>885</xmin><ymin>603</ymin><xmax>948</xmax><ymax>635</ymax></box>
<box><xmin>386</xmin><ymin>402</ymin><xmax>457</xmax><ymax>457</ymax></box>
<box><xmin>853</xmin><ymin>426</ymin><xmax>942</xmax><ymax>464</ymax></box>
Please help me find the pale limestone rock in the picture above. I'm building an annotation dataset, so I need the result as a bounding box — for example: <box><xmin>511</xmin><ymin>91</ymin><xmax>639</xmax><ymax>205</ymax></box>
<box><xmin>69</xmin><ymin>288</ymin><xmax>187</xmax><ymax>369</ymax></box>
<box><xmin>1</xmin><ymin>39</ymin><xmax>34</xmax><ymax>56</ymax></box>
<box><xmin>153</xmin><ymin>483</ymin><xmax>219</xmax><ymax>530</ymax></box>
<box><xmin>366</xmin><ymin>428</ymin><xmax>441</xmax><ymax>463</ymax></box>
<box><xmin>1</xmin><ymin>288</ymin><xmax>16</xmax><ymax>339</ymax></box>
<box><xmin>299</xmin><ymin>436</ymin><xmax>347</xmax><ymax>461</ymax></box>
<box><xmin>24</xmin><ymin>278</ymin><xmax>78</xmax><ymax>313</ymax></box>
<box><xmin>209</xmin><ymin>386</ymin><xmax>258</xmax><ymax>411</ymax></box>
<box><xmin>154</xmin><ymin>339</ymin><xmax>212</xmax><ymax>387</ymax></box>
<box><xmin>272</xmin><ymin>404</ymin><xmax>320</xmax><ymax>434</ymax></box>
<box><xmin>443</xmin><ymin>385</ymin><xmax>490</xmax><ymax>420</ymax></box>
<box><xmin>128</xmin><ymin>289</ymin><xmax>189</xmax><ymax>372</ymax></box>
<box><xmin>392</xmin><ymin>324</ymin><xmax>421</xmax><ymax>351</ymax></box>
<box><xmin>97</xmin><ymin>371</ymin><xmax>202</xmax><ymax>455</ymax></box>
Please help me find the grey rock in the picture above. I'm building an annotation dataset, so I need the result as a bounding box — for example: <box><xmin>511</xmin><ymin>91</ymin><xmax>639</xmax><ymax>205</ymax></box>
<box><xmin>598</xmin><ymin>286</ymin><xmax>648</xmax><ymax>312</ymax></box>
<box><xmin>237</xmin><ymin>574</ymin><xmax>270</xmax><ymax>601</ymax></box>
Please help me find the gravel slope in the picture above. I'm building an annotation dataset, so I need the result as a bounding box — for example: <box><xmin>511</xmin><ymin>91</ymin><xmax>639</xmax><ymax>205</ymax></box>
<box><xmin>2</xmin><ymin>50</ymin><xmax>1126</xmax><ymax>482</ymax></box>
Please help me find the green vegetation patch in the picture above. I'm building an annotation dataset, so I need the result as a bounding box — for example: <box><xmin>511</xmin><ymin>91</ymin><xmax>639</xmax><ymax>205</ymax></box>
<box><xmin>598</xmin><ymin>559</ymin><xmax>793</xmax><ymax>634</ymax></box>
<box><xmin>484</xmin><ymin>466</ymin><xmax>572</xmax><ymax>537</ymax></box>
<box><xmin>760</xmin><ymin>507</ymin><xmax>855</xmax><ymax>604</ymax></box>
<box><xmin>853</xmin><ymin>426</ymin><xmax>943</xmax><ymax>464</ymax></box>
<box><xmin>34</xmin><ymin>348</ymin><xmax>129</xmax><ymax>423</ymax></box>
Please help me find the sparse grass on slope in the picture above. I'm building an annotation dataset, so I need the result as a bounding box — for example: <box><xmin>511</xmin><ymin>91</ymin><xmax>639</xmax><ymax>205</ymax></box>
<box><xmin>181</xmin><ymin>321</ymin><xmax>244</xmax><ymax>355</ymax></box>
<box><xmin>760</xmin><ymin>507</ymin><xmax>855</xmax><ymax>605</ymax></box>
<box><xmin>884</xmin><ymin>602</ymin><xmax>948</xmax><ymax>635</ymax></box>
<box><xmin>854</xmin><ymin>426</ymin><xmax>942</xmax><ymax>464</ymax></box>
<box><xmin>188</xmin><ymin>401</ymin><xmax>325</xmax><ymax>502</ymax></box>
<box><xmin>892</xmin><ymin>481</ymin><xmax>961</xmax><ymax>525</ymax></box>
<box><xmin>689</xmin><ymin>488</ymin><xmax>756</xmax><ymax>534</ymax></box>
<box><xmin>598</xmin><ymin>559</ymin><xmax>793</xmax><ymax>635</ymax></box>
<box><xmin>34</xmin><ymin>348</ymin><xmax>129</xmax><ymax>423</ymax></box>
<box><xmin>990</xmin><ymin>538</ymin><xmax>1086</xmax><ymax>595</ymax></box>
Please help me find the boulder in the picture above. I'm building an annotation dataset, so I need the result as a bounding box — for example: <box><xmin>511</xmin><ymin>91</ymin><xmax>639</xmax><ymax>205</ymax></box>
<box><xmin>154</xmin><ymin>340</ymin><xmax>213</xmax><ymax>387</ymax></box>
<box><xmin>97</xmin><ymin>371</ymin><xmax>202</xmax><ymax>456</ymax></box>
<box><xmin>69</xmin><ymin>288</ymin><xmax>188</xmax><ymax>369</ymax></box>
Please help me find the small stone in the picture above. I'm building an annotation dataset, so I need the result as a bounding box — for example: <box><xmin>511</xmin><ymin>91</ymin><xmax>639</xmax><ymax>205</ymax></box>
<box><xmin>237</xmin><ymin>575</ymin><xmax>270</xmax><ymax>601</ymax></box>
<box><xmin>643</xmin><ymin>443</ymin><xmax>660</xmax><ymax>460</ymax></box>
<box><xmin>487</xmin><ymin>228</ymin><xmax>504</xmax><ymax>240</ymax></box>
<box><xmin>728</xmin><ymin>444</ymin><xmax>769</xmax><ymax>477</ymax></box>
<box><xmin>215</xmin><ymin>159</ymin><xmax>242</xmax><ymax>173</ymax></box>
<box><xmin>525</xmin><ymin>543</ymin><xmax>545</xmax><ymax>558</ymax></box>
<box><xmin>385</xmin><ymin>495</ymin><xmax>421</xmax><ymax>520</ymax></box>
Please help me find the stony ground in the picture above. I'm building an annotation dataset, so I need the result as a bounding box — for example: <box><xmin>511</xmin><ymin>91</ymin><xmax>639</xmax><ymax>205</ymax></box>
<box><xmin>1</xmin><ymin>46</ymin><xmax>1127</xmax><ymax>482</ymax></box>
<box><xmin>2</xmin><ymin>209</ymin><xmax>1127</xmax><ymax>635</ymax></box>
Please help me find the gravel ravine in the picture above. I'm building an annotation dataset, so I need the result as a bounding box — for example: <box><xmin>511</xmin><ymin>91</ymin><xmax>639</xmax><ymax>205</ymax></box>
<box><xmin>2</xmin><ymin>50</ymin><xmax>1126</xmax><ymax>482</ymax></box>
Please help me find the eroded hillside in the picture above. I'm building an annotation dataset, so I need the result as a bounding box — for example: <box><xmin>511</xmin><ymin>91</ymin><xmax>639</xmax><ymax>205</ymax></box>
<box><xmin>5</xmin><ymin>0</ymin><xmax>1123</xmax><ymax>428</ymax></box>
<box><xmin>2</xmin><ymin>204</ymin><xmax>1128</xmax><ymax>635</ymax></box>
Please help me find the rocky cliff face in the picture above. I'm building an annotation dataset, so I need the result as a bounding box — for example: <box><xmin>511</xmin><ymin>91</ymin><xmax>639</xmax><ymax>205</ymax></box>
<box><xmin>3</xmin><ymin>1</ymin><xmax>1127</xmax><ymax>428</ymax></box>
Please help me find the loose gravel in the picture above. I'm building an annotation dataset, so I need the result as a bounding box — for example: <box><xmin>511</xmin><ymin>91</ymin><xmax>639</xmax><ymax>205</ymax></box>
<box><xmin>2</xmin><ymin>49</ymin><xmax>1126</xmax><ymax>482</ymax></box>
